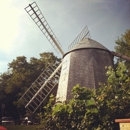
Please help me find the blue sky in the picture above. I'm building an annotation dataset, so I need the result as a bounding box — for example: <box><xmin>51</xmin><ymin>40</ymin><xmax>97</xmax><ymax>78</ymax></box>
<box><xmin>0</xmin><ymin>0</ymin><xmax>130</xmax><ymax>73</ymax></box>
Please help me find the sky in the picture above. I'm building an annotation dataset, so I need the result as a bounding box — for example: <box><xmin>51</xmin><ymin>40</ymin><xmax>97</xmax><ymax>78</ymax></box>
<box><xmin>0</xmin><ymin>0</ymin><xmax>130</xmax><ymax>73</ymax></box>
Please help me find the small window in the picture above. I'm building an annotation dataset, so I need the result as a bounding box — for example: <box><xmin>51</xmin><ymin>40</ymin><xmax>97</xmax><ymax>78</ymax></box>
<box><xmin>61</xmin><ymin>73</ymin><xmax>66</xmax><ymax>82</ymax></box>
<box><xmin>62</xmin><ymin>60</ymin><xmax>67</xmax><ymax>70</ymax></box>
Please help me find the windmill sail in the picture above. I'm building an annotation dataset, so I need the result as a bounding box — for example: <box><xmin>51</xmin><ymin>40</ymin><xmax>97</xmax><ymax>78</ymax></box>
<box><xmin>68</xmin><ymin>26</ymin><xmax>91</xmax><ymax>50</ymax></box>
<box><xmin>25</xmin><ymin>2</ymin><xmax>64</xmax><ymax>55</ymax></box>
<box><xmin>20</xmin><ymin>63</ymin><xmax>62</xmax><ymax>113</ymax></box>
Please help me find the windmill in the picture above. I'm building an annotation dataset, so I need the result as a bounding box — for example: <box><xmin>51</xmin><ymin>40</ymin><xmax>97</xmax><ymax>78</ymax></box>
<box><xmin>20</xmin><ymin>2</ymin><xmax>130</xmax><ymax>113</ymax></box>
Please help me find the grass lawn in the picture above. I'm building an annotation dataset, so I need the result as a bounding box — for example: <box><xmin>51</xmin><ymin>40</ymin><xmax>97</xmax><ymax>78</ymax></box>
<box><xmin>2</xmin><ymin>125</ymin><xmax>43</xmax><ymax>130</ymax></box>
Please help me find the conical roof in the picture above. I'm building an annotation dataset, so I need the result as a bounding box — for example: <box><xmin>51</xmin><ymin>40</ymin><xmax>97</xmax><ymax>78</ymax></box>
<box><xmin>70</xmin><ymin>38</ymin><xmax>109</xmax><ymax>51</ymax></box>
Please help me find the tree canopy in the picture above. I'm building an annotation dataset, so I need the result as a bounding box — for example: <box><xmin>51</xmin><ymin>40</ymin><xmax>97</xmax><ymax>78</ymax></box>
<box><xmin>0</xmin><ymin>52</ymin><xmax>61</xmax><ymax>119</ymax></box>
<box><xmin>115</xmin><ymin>30</ymin><xmax>130</xmax><ymax>72</ymax></box>
<box><xmin>115</xmin><ymin>30</ymin><xmax>130</xmax><ymax>57</ymax></box>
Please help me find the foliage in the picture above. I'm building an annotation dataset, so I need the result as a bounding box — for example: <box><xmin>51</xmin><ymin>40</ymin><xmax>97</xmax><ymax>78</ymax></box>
<box><xmin>115</xmin><ymin>30</ymin><xmax>130</xmax><ymax>73</ymax></box>
<box><xmin>115</xmin><ymin>30</ymin><xmax>130</xmax><ymax>57</ymax></box>
<box><xmin>96</xmin><ymin>62</ymin><xmax>130</xmax><ymax>129</ymax></box>
<box><xmin>0</xmin><ymin>52</ymin><xmax>60</xmax><ymax>119</ymax></box>
<box><xmin>41</xmin><ymin>62</ymin><xmax>130</xmax><ymax>130</ymax></box>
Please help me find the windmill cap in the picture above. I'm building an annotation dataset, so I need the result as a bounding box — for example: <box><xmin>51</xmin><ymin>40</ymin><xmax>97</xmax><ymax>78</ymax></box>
<box><xmin>70</xmin><ymin>38</ymin><xmax>109</xmax><ymax>51</ymax></box>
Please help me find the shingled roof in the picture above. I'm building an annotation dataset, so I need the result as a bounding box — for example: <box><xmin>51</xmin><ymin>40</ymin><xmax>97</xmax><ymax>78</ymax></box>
<box><xmin>70</xmin><ymin>38</ymin><xmax>109</xmax><ymax>51</ymax></box>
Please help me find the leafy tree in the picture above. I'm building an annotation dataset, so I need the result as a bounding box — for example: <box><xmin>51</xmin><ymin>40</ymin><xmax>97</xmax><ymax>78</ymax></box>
<box><xmin>115</xmin><ymin>30</ymin><xmax>130</xmax><ymax>56</ymax></box>
<box><xmin>0</xmin><ymin>52</ymin><xmax>60</xmax><ymax>119</ymax></box>
<box><xmin>41</xmin><ymin>62</ymin><xmax>130</xmax><ymax>130</ymax></box>
<box><xmin>96</xmin><ymin>62</ymin><xmax>130</xmax><ymax>129</ymax></box>
<box><xmin>115</xmin><ymin>30</ymin><xmax>130</xmax><ymax>72</ymax></box>
<box><xmin>0</xmin><ymin>72</ymin><xmax>11</xmax><ymax>101</ymax></box>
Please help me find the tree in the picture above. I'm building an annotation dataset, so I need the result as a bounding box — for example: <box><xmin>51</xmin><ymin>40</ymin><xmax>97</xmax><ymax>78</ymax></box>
<box><xmin>115</xmin><ymin>30</ymin><xmax>130</xmax><ymax>56</ymax></box>
<box><xmin>96</xmin><ymin>62</ymin><xmax>130</xmax><ymax>129</ymax></box>
<box><xmin>0</xmin><ymin>52</ymin><xmax>61</xmax><ymax>119</ymax></box>
<box><xmin>115</xmin><ymin>30</ymin><xmax>130</xmax><ymax>73</ymax></box>
<box><xmin>41</xmin><ymin>62</ymin><xmax>130</xmax><ymax>130</ymax></box>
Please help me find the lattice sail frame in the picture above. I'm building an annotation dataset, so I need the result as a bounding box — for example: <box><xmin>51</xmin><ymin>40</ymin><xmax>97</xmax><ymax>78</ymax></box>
<box><xmin>20</xmin><ymin>63</ymin><xmax>62</xmax><ymax>113</ymax></box>
<box><xmin>68</xmin><ymin>26</ymin><xmax>91</xmax><ymax>50</ymax></box>
<box><xmin>25</xmin><ymin>2</ymin><xmax>64</xmax><ymax>55</ymax></box>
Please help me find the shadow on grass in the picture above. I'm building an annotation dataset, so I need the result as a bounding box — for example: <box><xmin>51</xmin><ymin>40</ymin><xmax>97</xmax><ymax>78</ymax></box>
<box><xmin>3</xmin><ymin>125</ymin><xmax>43</xmax><ymax>130</ymax></box>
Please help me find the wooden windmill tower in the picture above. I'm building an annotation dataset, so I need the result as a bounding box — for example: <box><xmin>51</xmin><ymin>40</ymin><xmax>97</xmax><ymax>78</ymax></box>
<box><xmin>21</xmin><ymin>2</ymin><xmax>130</xmax><ymax>113</ymax></box>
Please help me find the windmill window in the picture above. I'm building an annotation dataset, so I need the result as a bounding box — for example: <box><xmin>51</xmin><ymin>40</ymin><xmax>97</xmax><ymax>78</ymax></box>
<box><xmin>61</xmin><ymin>73</ymin><xmax>66</xmax><ymax>82</ymax></box>
<box><xmin>62</xmin><ymin>60</ymin><xmax>67</xmax><ymax>70</ymax></box>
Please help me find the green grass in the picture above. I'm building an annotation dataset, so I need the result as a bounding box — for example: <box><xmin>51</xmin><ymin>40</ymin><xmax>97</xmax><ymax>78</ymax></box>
<box><xmin>2</xmin><ymin>125</ymin><xmax>43</xmax><ymax>130</ymax></box>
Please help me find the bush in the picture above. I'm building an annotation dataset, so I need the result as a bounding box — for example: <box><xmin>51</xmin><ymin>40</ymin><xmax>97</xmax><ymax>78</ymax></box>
<box><xmin>41</xmin><ymin>62</ymin><xmax>130</xmax><ymax>130</ymax></box>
